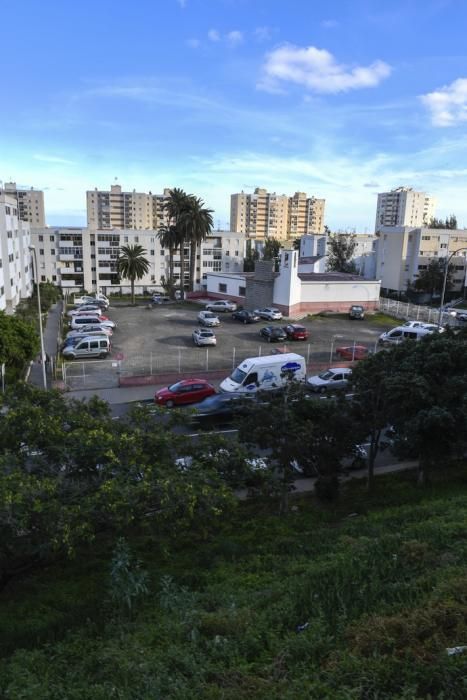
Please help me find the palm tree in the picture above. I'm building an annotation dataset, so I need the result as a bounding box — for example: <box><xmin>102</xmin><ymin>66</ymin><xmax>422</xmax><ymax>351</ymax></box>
<box><xmin>181</xmin><ymin>196</ymin><xmax>214</xmax><ymax>292</ymax></box>
<box><xmin>157</xmin><ymin>224</ymin><xmax>180</xmax><ymax>293</ymax></box>
<box><xmin>164</xmin><ymin>188</ymin><xmax>192</xmax><ymax>299</ymax></box>
<box><xmin>117</xmin><ymin>244</ymin><xmax>150</xmax><ymax>305</ymax></box>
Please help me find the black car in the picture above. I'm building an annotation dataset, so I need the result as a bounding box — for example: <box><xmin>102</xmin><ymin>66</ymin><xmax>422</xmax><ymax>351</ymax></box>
<box><xmin>232</xmin><ymin>310</ymin><xmax>260</xmax><ymax>324</ymax></box>
<box><xmin>260</xmin><ymin>325</ymin><xmax>288</xmax><ymax>342</ymax></box>
<box><xmin>188</xmin><ymin>393</ymin><xmax>256</xmax><ymax>424</ymax></box>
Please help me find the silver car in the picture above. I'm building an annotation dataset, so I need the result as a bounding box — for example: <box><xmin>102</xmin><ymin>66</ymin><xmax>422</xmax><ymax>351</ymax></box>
<box><xmin>205</xmin><ymin>300</ymin><xmax>237</xmax><ymax>312</ymax></box>
<box><xmin>198</xmin><ymin>310</ymin><xmax>220</xmax><ymax>327</ymax></box>
<box><xmin>307</xmin><ymin>367</ymin><xmax>352</xmax><ymax>393</ymax></box>
<box><xmin>254</xmin><ymin>307</ymin><xmax>283</xmax><ymax>321</ymax></box>
<box><xmin>192</xmin><ymin>328</ymin><xmax>217</xmax><ymax>347</ymax></box>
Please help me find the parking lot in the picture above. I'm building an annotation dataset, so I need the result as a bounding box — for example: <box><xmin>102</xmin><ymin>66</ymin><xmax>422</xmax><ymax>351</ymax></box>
<box><xmin>62</xmin><ymin>300</ymin><xmax>393</xmax><ymax>390</ymax></box>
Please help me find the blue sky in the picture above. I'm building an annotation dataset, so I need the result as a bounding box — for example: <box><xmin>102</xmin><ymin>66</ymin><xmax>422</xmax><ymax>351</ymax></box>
<box><xmin>2</xmin><ymin>0</ymin><xmax>467</xmax><ymax>230</ymax></box>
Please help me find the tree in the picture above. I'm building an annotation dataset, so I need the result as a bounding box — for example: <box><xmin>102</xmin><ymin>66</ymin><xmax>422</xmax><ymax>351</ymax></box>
<box><xmin>158</xmin><ymin>225</ymin><xmax>180</xmax><ymax>292</ymax></box>
<box><xmin>164</xmin><ymin>188</ymin><xmax>192</xmax><ymax>298</ymax></box>
<box><xmin>117</xmin><ymin>245</ymin><xmax>150</xmax><ymax>305</ymax></box>
<box><xmin>180</xmin><ymin>196</ymin><xmax>214</xmax><ymax>292</ymax></box>
<box><xmin>262</xmin><ymin>238</ymin><xmax>281</xmax><ymax>261</ymax></box>
<box><xmin>326</xmin><ymin>233</ymin><xmax>357</xmax><ymax>273</ymax></box>
<box><xmin>428</xmin><ymin>215</ymin><xmax>458</xmax><ymax>229</ymax></box>
<box><xmin>0</xmin><ymin>312</ymin><xmax>39</xmax><ymax>382</ymax></box>
<box><xmin>414</xmin><ymin>259</ymin><xmax>453</xmax><ymax>297</ymax></box>
<box><xmin>243</xmin><ymin>241</ymin><xmax>259</xmax><ymax>272</ymax></box>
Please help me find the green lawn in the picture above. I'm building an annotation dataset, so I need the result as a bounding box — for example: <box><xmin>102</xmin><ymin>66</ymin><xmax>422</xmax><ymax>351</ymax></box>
<box><xmin>2</xmin><ymin>467</ymin><xmax>467</xmax><ymax>699</ymax></box>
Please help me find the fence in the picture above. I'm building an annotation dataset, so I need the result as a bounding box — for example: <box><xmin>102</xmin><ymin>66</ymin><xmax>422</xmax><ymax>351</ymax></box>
<box><xmin>378</xmin><ymin>298</ymin><xmax>460</xmax><ymax>327</ymax></box>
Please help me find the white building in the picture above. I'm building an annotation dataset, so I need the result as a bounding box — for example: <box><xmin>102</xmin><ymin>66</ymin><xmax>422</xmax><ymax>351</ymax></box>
<box><xmin>375</xmin><ymin>187</ymin><xmax>436</xmax><ymax>231</ymax></box>
<box><xmin>30</xmin><ymin>227</ymin><xmax>246</xmax><ymax>294</ymax></box>
<box><xmin>351</xmin><ymin>234</ymin><xmax>377</xmax><ymax>279</ymax></box>
<box><xmin>3</xmin><ymin>181</ymin><xmax>46</xmax><ymax>227</ymax></box>
<box><xmin>0</xmin><ymin>192</ymin><xmax>33</xmax><ymax>313</ymax></box>
<box><xmin>375</xmin><ymin>226</ymin><xmax>467</xmax><ymax>294</ymax></box>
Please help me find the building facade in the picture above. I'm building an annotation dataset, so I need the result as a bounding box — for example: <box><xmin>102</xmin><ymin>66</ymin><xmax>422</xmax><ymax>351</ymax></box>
<box><xmin>86</xmin><ymin>184</ymin><xmax>171</xmax><ymax>230</ymax></box>
<box><xmin>3</xmin><ymin>181</ymin><xmax>46</xmax><ymax>227</ymax></box>
<box><xmin>375</xmin><ymin>226</ymin><xmax>467</xmax><ymax>294</ymax></box>
<box><xmin>0</xmin><ymin>193</ymin><xmax>33</xmax><ymax>312</ymax></box>
<box><xmin>375</xmin><ymin>187</ymin><xmax>436</xmax><ymax>231</ymax></box>
<box><xmin>30</xmin><ymin>227</ymin><xmax>246</xmax><ymax>294</ymax></box>
<box><xmin>230</xmin><ymin>187</ymin><xmax>325</xmax><ymax>240</ymax></box>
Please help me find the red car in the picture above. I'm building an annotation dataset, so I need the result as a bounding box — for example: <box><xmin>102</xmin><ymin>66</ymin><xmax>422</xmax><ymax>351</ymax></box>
<box><xmin>335</xmin><ymin>345</ymin><xmax>371</xmax><ymax>361</ymax></box>
<box><xmin>283</xmin><ymin>323</ymin><xmax>309</xmax><ymax>341</ymax></box>
<box><xmin>155</xmin><ymin>379</ymin><xmax>216</xmax><ymax>407</ymax></box>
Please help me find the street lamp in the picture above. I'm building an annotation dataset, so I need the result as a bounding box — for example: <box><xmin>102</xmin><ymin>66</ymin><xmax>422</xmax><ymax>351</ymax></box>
<box><xmin>29</xmin><ymin>245</ymin><xmax>47</xmax><ymax>389</ymax></box>
<box><xmin>438</xmin><ymin>247</ymin><xmax>467</xmax><ymax>326</ymax></box>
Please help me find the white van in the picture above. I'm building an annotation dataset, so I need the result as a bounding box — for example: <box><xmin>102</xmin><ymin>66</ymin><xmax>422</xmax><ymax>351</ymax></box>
<box><xmin>70</xmin><ymin>316</ymin><xmax>116</xmax><ymax>330</ymax></box>
<box><xmin>220</xmin><ymin>353</ymin><xmax>306</xmax><ymax>393</ymax></box>
<box><xmin>378</xmin><ymin>325</ymin><xmax>433</xmax><ymax>346</ymax></box>
<box><xmin>62</xmin><ymin>336</ymin><xmax>111</xmax><ymax>360</ymax></box>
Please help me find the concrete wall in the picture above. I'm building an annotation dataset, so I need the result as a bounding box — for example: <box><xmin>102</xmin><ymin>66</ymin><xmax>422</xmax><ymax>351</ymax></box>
<box><xmin>244</xmin><ymin>260</ymin><xmax>275</xmax><ymax>310</ymax></box>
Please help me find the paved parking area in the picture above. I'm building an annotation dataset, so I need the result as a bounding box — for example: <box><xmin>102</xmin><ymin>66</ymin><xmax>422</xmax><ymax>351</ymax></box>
<box><xmin>62</xmin><ymin>300</ymin><xmax>393</xmax><ymax>390</ymax></box>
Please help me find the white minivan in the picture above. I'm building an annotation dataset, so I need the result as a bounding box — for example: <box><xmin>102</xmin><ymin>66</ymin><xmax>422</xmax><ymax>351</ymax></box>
<box><xmin>70</xmin><ymin>315</ymin><xmax>116</xmax><ymax>330</ymax></box>
<box><xmin>378</xmin><ymin>325</ymin><xmax>433</xmax><ymax>346</ymax></box>
<box><xmin>220</xmin><ymin>353</ymin><xmax>306</xmax><ymax>393</ymax></box>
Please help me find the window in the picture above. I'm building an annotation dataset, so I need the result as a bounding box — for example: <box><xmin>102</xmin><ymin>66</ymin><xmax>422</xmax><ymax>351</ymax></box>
<box><xmin>7</xmin><ymin>231</ymin><xmax>12</xmax><ymax>239</ymax></box>
<box><xmin>238</xmin><ymin>286</ymin><xmax>246</xmax><ymax>296</ymax></box>
<box><xmin>51</xmin><ymin>249</ymin><xmax>55</xmax><ymax>255</ymax></box>
<box><xmin>52</xmin><ymin>275</ymin><xmax>57</xmax><ymax>281</ymax></box>
<box><xmin>418</xmin><ymin>265</ymin><xmax>427</xmax><ymax>270</ymax></box>
<box><xmin>39</xmin><ymin>249</ymin><xmax>44</xmax><ymax>255</ymax></box>
<box><xmin>422</xmin><ymin>235</ymin><xmax>431</xmax><ymax>240</ymax></box>
<box><xmin>150</xmin><ymin>250</ymin><xmax>155</xmax><ymax>255</ymax></box>
<box><xmin>219</xmin><ymin>283</ymin><xmax>227</xmax><ymax>293</ymax></box>
<box><xmin>440</xmin><ymin>243</ymin><xmax>447</xmax><ymax>248</ymax></box>
<box><xmin>50</xmin><ymin>235</ymin><xmax>55</xmax><ymax>241</ymax></box>
<box><xmin>39</xmin><ymin>235</ymin><xmax>43</xmax><ymax>241</ymax></box>
<box><xmin>41</xmin><ymin>275</ymin><xmax>46</xmax><ymax>282</ymax></box>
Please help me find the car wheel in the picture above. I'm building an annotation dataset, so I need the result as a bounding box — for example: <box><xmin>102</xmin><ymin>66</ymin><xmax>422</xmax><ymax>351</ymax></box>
<box><xmin>99</xmin><ymin>352</ymin><xmax>106</xmax><ymax>359</ymax></box>
<box><xmin>319</xmin><ymin>387</ymin><xmax>326</xmax><ymax>394</ymax></box>
<box><xmin>166</xmin><ymin>400</ymin><xmax>174</xmax><ymax>408</ymax></box>
<box><xmin>244</xmin><ymin>320</ymin><xmax>247</xmax><ymax>324</ymax></box>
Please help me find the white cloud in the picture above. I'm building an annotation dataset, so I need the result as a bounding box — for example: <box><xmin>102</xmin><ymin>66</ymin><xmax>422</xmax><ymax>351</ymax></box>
<box><xmin>259</xmin><ymin>44</ymin><xmax>391</xmax><ymax>94</ymax></box>
<box><xmin>254</xmin><ymin>26</ymin><xmax>273</xmax><ymax>42</ymax></box>
<box><xmin>208</xmin><ymin>29</ymin><xmax>220</xmax><ymax>42</ymax></box>
<box><xmin>321</xmin><ymin>19</ymin><xmax>339</xmax><ymax>28</ymax></box>
<box><xmin>186</xmin><ymin>38</ymin><xmax>201</xmax><ymax>49</ymax></box>
<box><xmin>226</xmin><ymin>30</ymin><xmax>243</xmax><ymax>47</ymax></box>
<box><xmin>420</xmin><ymin>78</ymin><xmax>467</xmax><ymax>127</ymax></box>
<box><xmin>33</xmin><ymin>153</ymin><xmax>75</xmax><ymax>165</ymax></box>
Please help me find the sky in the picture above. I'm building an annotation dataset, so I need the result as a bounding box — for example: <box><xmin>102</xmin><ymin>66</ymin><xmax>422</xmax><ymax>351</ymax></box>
<box><xmin>2</xmin><ymin>0</ymin><xmax>467</xmax><ymax>231</ymax></box>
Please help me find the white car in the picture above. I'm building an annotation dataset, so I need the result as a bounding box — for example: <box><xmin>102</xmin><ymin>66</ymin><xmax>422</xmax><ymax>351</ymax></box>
<box><xmin>66</xmin><ymin>326</ymin><xmax>113</xmax><ymax>339</ymax></box>
<box><xmin>307</xmin><ymin>367</ymin><xmax>352</xmax><ymax>393</ymax></box>
<box><xmin>205</xmin><ymin>300</ymin><xmax>237</xmax><ymax>313</ymax></box>
<box><xmin>198</xmin><ymin>310</ymin><xmax>220</xmax><ymax>327</ymax></box>
<box><xmin>403</xmin><ymin>321</ymin><xmax>444</xmax><ymax>333</ymax></box>
<box><xmin>192</xmin><ymin>328</ymin><xmax>217</xmax><ymax>347</ymax></box>
<box><xmin>67</xmin><ymin>304</ymin><xmax>102</xmax><ymax>317</ymax></box>
<box><xmin>254</xmin><ymin>307</ymin><xmax>283</xmax><ymax>321</ymax></box>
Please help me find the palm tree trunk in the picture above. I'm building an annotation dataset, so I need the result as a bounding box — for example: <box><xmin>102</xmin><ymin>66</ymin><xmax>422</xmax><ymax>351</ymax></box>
<box><xmin>131</xmin><ymin>278</ymin><xmax>135</xmax><ymax>305</ymax></box>
<box><xmin>189</xmin><ymin>239</ymin><xmax>197</xmax><ymax>292</ymax></box>
<box><xmin>179</xmin><ymin>235</ymin><xmax>186</xmax><ymax>300</ymax></box>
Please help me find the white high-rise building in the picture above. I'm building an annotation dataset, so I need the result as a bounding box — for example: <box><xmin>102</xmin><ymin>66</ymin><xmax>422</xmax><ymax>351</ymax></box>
<box><xmin>3</xmin><ymin>181</ymin><xmax>46</xmax><ymax>228</ymax></box>
<box><xmin>0</xmin><ymin>192</ymin><xmax>33</xmax><ymax>312</ymax></box>
<box><xmin>375</xmin><ymin>187</ymin><xmax>436</xmax><ymax>231</ymax></box>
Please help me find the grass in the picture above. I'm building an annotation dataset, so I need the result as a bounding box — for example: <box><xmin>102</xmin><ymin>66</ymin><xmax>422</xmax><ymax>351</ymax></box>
<box><xmin>2</xmin><ymin>466</ymin><xmax>467</xmax><ymax>698</ymax></box>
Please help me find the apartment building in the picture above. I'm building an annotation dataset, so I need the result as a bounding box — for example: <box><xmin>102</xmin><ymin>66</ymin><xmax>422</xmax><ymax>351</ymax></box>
<box><xmin>0</xmin><ymin>192</ymin><xmax>33</xmax><ymax>312</ymax></box>
<box><xmin>375</xmin><ymin>226</ymin><xmax>467</xmax><ymax>294</ymax></box>
<box><xmin>230</xmin><ymin>188</ymin><xmax>325</xmax><ymax>240</ymax></box>
<box><xmin>30</xmin><ymin>227</ymin><xmax>246</xmax><ymax>294</ymax></box>
<box><xmin>2</xmin><ymin>181</ymin><xmax>46</xmax><ymax>227</ymax></box>
<box><xmin>86</xmin><ymin>184</ymin><xmax>172</xmax><ymax>230</ymax></box>
<box><xmin>375</xmin><ymin>187</ymin><xmax>436</xmax><ymax>231</ymax></box>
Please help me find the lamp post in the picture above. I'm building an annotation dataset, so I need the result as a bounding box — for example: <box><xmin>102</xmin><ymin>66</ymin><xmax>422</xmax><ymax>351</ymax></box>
<box><xmin>29</xmin><ymin>246</ymin><xmax>47</xmax><ymax>389</ymax></box>
<box><xmin>438</xmin><ymin>247</ymin><xmax>467</xmax><ymax>327</ymax></box>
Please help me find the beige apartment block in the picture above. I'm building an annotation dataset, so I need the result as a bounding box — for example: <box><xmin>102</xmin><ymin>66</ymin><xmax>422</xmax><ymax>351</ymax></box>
<box><xmin>375</xmin><ymin>187</ymin><xmax>436</xmax><ymax>231</ymax></box>
<box><xmin>3</xmin><ymin>181</ymin><xmax>46</xmax><ymax>227</ymax></box>
<box><xmin>87</xmin><ymin>184</ymin><xmax>172</xmax><ymax>230</ymax></box>
<box><xmin>375</xmin><ymin>226</ymin><xmax>467</xmax><ymax>294</ymax></box>
<box><xmin>230</xmin><ymin>187</ymin><xmax>325</xmax><ymax>240</ymax></box>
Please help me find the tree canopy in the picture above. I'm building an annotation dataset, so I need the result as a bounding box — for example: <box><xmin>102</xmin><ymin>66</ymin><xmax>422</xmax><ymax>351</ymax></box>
<box><xmin>117</xmin><ymin>244</ymin><xmax>150</xmax><ymax>304</ymax></box>
<box><xmin>0</xmin><ymin>312</ymin><xmax>39</xmax><ymax>382</ymax></box>
<box><xmin>413</xmin><ymin>258</ymin><xmax>453</xmax><ymax>297</ymax></box>
<box><xmin>428</xmin><ymin>215</ymin><xmax>458</xmax><ymax>229</ymax></box>
<box><xmin>326</xmin><ymin>233</ymin><xmax>357</xmax><ymax>273</ymax></box>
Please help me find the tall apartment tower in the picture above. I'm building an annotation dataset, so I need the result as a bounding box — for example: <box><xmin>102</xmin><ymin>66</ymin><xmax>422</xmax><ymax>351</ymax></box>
<box><xmin>86</xmin><ymin>184</ymin><xmax>171</xmax><ymax>230</ymax></box>
<box><xmin>375</xmin><ymin>187</ymin><xmax>436</xmax><ymax>230</ymax></box>
<box><xmin>3</xmin><ymin>181</ymin><xmax>46</xmax><ymax>227</ymax></box>
<box><xmin>230</xmin><ymin>188</ymin><xmax>325</xmax><ymax>240</ymax></box>
<box><xmin>0</xmin><ymin>192</ymin><xmax>33</xmax><ymax>312</ymax></box>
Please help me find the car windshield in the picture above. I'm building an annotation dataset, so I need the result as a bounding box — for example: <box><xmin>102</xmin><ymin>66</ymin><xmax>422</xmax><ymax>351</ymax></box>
<box><xmin>352</xmin><ymin>306</ymin><xmax>363</xmax><ymax>311</ymax></box>
<box><xmin>167</xmin><ymin>381</ymin><xmax>185</xmax><ymax>393</ymax></box>
<box><xmin>230</xmin><ymin>368</ymin><xmax>247</xmax><ymax>384</ymax></box>
<box><xmin>204</xmin><ymin>312</ymin><xmax>215</xmax><ymax>318</ymax></box>
<box><xmin>318</xmin><ymin>370</ymin><xmax>334</xmax><ymax>380</ymax></box>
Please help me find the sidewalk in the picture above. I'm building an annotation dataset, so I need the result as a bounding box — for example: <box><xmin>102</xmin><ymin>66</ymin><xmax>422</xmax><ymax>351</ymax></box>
<box><xmin>29</xmin><ymin>301</ymin><xmax>63</xmax><ymax>388</ymax></box>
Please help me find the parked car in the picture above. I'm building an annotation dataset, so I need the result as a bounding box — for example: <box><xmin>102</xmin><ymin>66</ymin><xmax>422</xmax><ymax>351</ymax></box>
<box><xmin>349</xmin><ymin>305</ymin><xmax>365</xmax><ymax>320</ymax></box>
<box><xmin>192</xmin><ymin>328</ymin><xmax>217</xmax><ymax>347</ymax></box>
<box><xmin>155</xmin><ymin>379</ymin><xmax>216</xmax><ymax>408</ymax></box>
<box><xmin>198</xmin><ymin>310</ymin><xmax>220</xmax><ymax>327</ymax></box>
<box><xmin>67</xmin><ymin>305</ymin><xmax>103</xmax><ymax>317</ymax></box>
<box><xmin>62</xmin><ymin>336</ymin><xmax>111</xmax><ymax>360</ymax></box>
<box><xmin>403</xmin><ymin>321</ymin><xmax>444</xmax><ymax>333</ymax></box>
<box><xmin>254</xmin><ymin>307</ymin><xmax>283</xmax><ymax>321</ymax></box>
<box><xmin>152</xmin><ymin>294</ymin><xmax>171</xmax><ymax>304</ymax></box>
<box><xmin>231</xmin><ymin>310</ymin><xmax>260</xmax><ymax>324</ymax></box>
<box><xmin>378</xmin><ymin>325</ymin><xmax>432</xmax><ymax>346</ymax></box>
<box><xmin>66</xmin><ymin>325</ymin><xmax>113</xmax><ymax>339</ymax></box>
<box><xmin>63</xmin><ymin>332</ymin><xmax>110</xmax><ymax>348</ymax></box>
<box><xmin>70</xmin><ymin>316</ymin><xmax>116</xmax><ymax>330</ymax></box>
<box><xmin>307</xmin><ymin>367</ymin><xmax>352</xmax><ymax>393</ymax></box>
<box><xmin>205</xmin><ymin>300</ymin><xmax>237</xmax><ymax>312</ymax></box>
<box><xmin>335</xmin><ymin>345</ymin><xmax>371</xmax><ymax>360</ymax></box>
<box><xmin>259</xmin><ymin>325</ymin><xmax>288</xmax><ymax>342</ymax></box>
<box><xmin>283</xmin><ymin>323</ymin><xmax>309</xmax><ymax>340</ymax></box>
